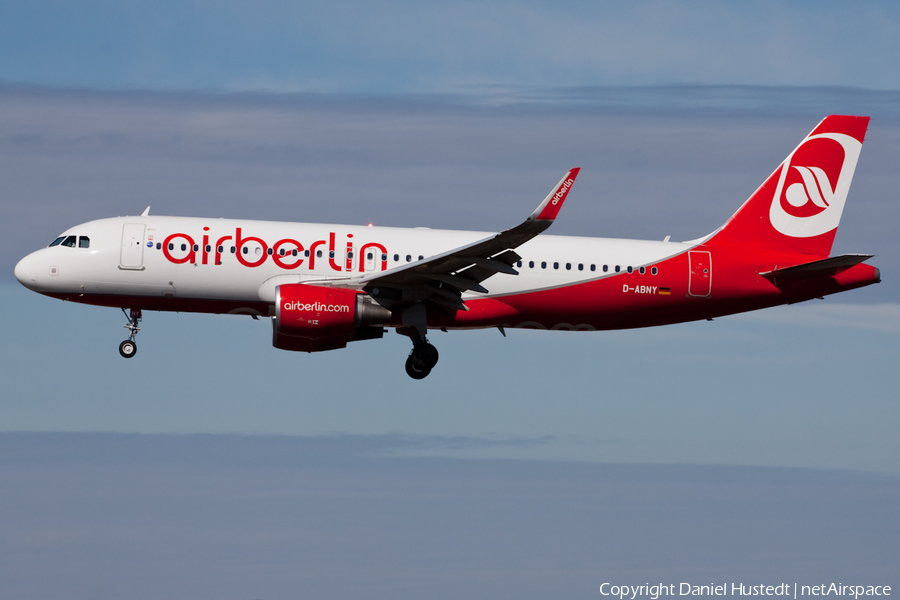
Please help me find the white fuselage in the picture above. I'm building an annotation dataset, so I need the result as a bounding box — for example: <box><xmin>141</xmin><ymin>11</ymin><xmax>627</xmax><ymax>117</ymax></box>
<box><xmin>16</xmin><ymin>215</ymin><xmax>688</xmax><ymax>315</ymax></box>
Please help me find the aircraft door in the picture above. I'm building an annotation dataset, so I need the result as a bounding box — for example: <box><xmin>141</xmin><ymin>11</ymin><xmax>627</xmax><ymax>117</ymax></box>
<box><xmin>688</xmin><ymin>250</ymin><xmax>712</xmax><ymax>297</ymax></box>
<box><xmin>120</xmin><ymin>223</ymin><xmax>146</xmax><ymax>269</ymax></box>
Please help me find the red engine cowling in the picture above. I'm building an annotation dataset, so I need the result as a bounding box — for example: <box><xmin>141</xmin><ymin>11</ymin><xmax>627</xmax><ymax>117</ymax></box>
<box><xmin>273</xmin><ymin>283</ymin><xmax>391</xmax><ymax>352</ymax></box>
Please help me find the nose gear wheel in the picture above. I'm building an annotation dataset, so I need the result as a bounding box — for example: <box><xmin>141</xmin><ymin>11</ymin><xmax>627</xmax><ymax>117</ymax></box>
<box><xmin>119</xmin><ymin>340</ymin><xmax>137</xmax><ymax>358</ymax></box>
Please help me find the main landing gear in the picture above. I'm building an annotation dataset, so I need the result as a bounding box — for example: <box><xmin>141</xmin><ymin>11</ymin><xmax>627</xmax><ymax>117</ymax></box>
<box><xmin>399</xmin><ymin>303</ymin><xmax>439</xmax><ymax>379</ymax></box>
<box><xmin>119</xmin><ymin>308</ymin><xmax>142</xmax><ymax>358</ymax></box>
<box><xmin>405</xmin><ymin>340</ymin><xmax>439</xmax><ymax>380</ymax></box>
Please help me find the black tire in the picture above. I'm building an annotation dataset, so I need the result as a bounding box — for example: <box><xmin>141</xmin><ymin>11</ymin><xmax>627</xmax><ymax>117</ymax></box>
<box><xmin>405</xmin><ymin>355</ymin><xmax>431</xmax><ymax>379</ymax></box>
<box><xmin>119</xmin><ymin>340</ymin><xmax>137</xmax><ymax>358</ymax></box>
<box><xmin>413</xmin><ymin>343</ymin><xmax>439</xmax><ymax>369</ymax></box>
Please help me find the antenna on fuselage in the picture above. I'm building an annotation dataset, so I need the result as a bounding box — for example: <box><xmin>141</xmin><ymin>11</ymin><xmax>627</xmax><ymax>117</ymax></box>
<box><xmin>141</xmin><ymin>207</ymin><xmax>150</xmax><ymax>217</ymax></box>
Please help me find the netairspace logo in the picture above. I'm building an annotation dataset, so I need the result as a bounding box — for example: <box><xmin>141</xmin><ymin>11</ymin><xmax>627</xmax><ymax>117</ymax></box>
<box><xmin>599</xmin><ymin>583</ymin><xmax>891</xmax><ymax>600</ymax></box>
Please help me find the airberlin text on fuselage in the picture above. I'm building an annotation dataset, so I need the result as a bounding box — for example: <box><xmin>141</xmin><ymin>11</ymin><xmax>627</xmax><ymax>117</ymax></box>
<box><xmin>161</xmin><ymin>227</ymin><xmax>388</xmax><ymax>272</ymax></box>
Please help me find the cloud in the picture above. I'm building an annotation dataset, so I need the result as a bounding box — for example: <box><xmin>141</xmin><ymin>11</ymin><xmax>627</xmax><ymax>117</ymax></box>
<box><xmin>1</xmin><ymin>432</ymin><xmax>898</xmax><ymax>599</ymax></box>
<box><xmin>2</xmin><ymin>1</ymin><xmax>900</xmax><ymax>92</ymax></box>
<box><xmin>736</xmin><ymin>302</ymin><xmax>900</xmax><ymax>334</ymax></box>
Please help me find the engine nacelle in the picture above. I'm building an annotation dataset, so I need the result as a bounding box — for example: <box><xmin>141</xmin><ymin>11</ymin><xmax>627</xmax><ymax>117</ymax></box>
<box><xmin>273</xmin><ymin>283</ymin><xmax>391</xmax><ymax>351</ymax></box>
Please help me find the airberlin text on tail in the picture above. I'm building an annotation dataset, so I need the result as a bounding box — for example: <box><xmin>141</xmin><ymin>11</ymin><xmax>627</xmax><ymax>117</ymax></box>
<box><xmin>710</xmin><ymin>115</ymin><xmax>869</xmax><ymax>257</ymax></box>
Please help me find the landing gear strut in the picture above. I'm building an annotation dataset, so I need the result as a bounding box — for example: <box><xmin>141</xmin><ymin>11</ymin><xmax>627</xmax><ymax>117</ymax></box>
<box><xmin>119</xmin><ymin>307</ymin><xmax>141</xmax><ymax>358</ymax></box>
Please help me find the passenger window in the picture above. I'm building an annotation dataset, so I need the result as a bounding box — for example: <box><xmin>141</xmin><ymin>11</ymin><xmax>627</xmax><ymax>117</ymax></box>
<box><xmin>243</xmin><ymin>247</ymin><xmax>249</xmax><ymax>254</ymax></box>
<box><xmin>193</xmin><ymin>245</ymin><xmax>199</xmax><ymax>252</ymax></box>
<box><xmin>541</xmin><ymin>261</ymin><xmax>547</xmax><ymax>269</ymax></box>
<box><xmin>304</xmin><ymin>250</ymin><xmax>310</xmax><ymax>257</ymax></box>
<box><xmin>553</xmin><ymin>262</ymin><xmax>559</xmax><ymax>270</ymax></box>
<box><xmin>367</xmin><ymin>252</ymin><xmax>373</xmax><ymax>260</ymax></box>
<box><xmin>651</xmin><ymin>267</ymin><xmax>658</xmax><ymax>275</ymax></box>
<box><xmin>49</xmin><ymin>236</ymin><xmax>65</xmax><ymax>247</ymax></box>
<box><xmin>230</xmin><ymin>247</ymin><xmax>236</xmax><ymax>254</ymax></box>
<box><xmin>516</xmin><ymin>261</ymin><xmax>522</xmax><ymax>267</ymax></box>
<box><xmin>79</xmin><ymin>236</ymin><xmax>90</xmax><ymax>248</ymax></box>
<box><xmin>381</xmin><ymin>253</ymin><xmax>387</xmax><ymax>262</ymax></box>
<box><xmin>267</xmin><ymin>248</ymin><xmax>273</xmax><ymax>255</ymax></box>
<box><xmin>217</xmin><ymin>245</ymin><xmax>223</xmax><ymax>253</ymax></box>
<box><xmin>169</xmin><ymin>243</ymin><xmax>174</xmax><ymax>251</ymax></box>
<box><xmin>329</xmin><ymin>251</ymin><xmax>335</xmax><ymax>258</ymax></box>
<box><xmin>181</xmin><ymin>243</ymin><xmax>187</xmax><ymax>252</ymax></box>
<box><xmin>61</xmin><ymin>236</ymin><xmax>76</xmax><ymax>247</ymax></box>
<box><xmin>394</xmin><ymin>254</ymin><xmax>399</xmax><ymax>261</ymax></box>
<box><xmin>591</xmin><ymin>264</ymin><xmax>596</xmax><ymax>272</ymax></box>
<box><xmin>602</xmin><ymin>265</ymin><xmax>608</xmax><ymax>272</ymax></box>
<box><xmin>565</xmin><ymin>263</ymin><xmax>571</xmax><ymax>270</ymax></box>
<box><xmin>406</xmin><ymin>254</ymin><xmax>411</xmax><ymax>262</ymax></box>
<box><xmin>529</xmin><ymin>261</ymin><xmax>534</xmax><ymax>268</ymax></box>
<box><xmin>348</xmin><ymin>251</ymin><xmax>353</xmax><ymax>259</ymax></box>
<box><xmin>418</xmin><ymin>255</ymin><xmax>424</xmax><ymax>261</ymax></box>
<box><xmin>156</xmin><ymin>243</ymin><xmax>161</xmax><ymax>250</ymax></box>
<box><xmin>280</xmin><ymin>249</ymin><xmax>286</xmax><ymax>256</ymax></box>
<box><xmin>639</xmin><ymin>266</ymin><xmax>645</xmax><ymax>274</ymax></box>
<box><xmin>205</xmin><ymin>245</ymin><xmax>211</xmax><ymax>252</ymax></box>
<box><xmin>317</xmin><ymin>250</ymin><xmax>323</xmax><ymax>258</ymax></box>
<box><xmin>292</xmin><ymin>250</ymin><xmax>298</xmax><ymax>257</ymax></box>
<box><xmin>627</xmin><ymin>266</ymin><xmax>633</xmax><ymax>273</ymax></box>
<box><xmin>615</xmin><ymin>266</ymin><xmax>621</xmax><ymax>273</ymax></box>
<box><xmin>578</xmin><ymin>264</ymin><xmax>583</xmax><ymax>271</ymax></box>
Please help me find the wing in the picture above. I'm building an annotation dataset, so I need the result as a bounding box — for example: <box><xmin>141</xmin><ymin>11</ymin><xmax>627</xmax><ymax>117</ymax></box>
<box><xmin>358</xmin><ymin>168</ymin><xmax>580</xmax><ymax>312</ymax></box>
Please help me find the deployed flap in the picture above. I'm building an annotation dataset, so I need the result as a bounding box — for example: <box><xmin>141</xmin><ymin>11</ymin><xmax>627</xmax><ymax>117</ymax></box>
<box><xmin>357</xmin><ymin>169</ymin><xmax>580</xmax><ymax>309</ymax></box>
<box><xmin>760</xmin><ymin>254</ymin><xmax>873</xmax><ymax>281</ymax></box>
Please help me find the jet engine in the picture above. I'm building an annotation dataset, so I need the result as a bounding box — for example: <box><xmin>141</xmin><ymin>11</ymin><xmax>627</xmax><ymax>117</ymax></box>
<box><xmin>272</xmin><ymin>283</ymin><xmax>391</xmax><ymax>352</ymax></box>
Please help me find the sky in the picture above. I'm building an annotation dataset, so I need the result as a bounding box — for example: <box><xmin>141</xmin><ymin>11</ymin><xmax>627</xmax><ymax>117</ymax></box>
<box><xmin>2</xmin><ymin>1</ymin><xmax>900</xmax><ymax>93</ymax></box>
<box><xmin>2</xmin><ymin>433</ymin><xmax>898</xmax><ymax>600</ymax></box>
<box><xmin>1</xmin><ymin>1</ymin><xmax>899</xmax><ymax>597</ymax></box>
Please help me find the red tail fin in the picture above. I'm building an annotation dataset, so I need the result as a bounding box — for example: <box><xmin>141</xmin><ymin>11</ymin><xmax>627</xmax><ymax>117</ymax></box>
<box><xmin>708</xmin><ymin>115</ymin><xmax>869</xmax><ymax>256</ymax></box>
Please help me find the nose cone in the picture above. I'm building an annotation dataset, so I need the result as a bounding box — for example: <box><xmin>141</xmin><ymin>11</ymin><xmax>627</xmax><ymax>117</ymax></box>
<box><xmin>14</xmin><ymin>253</ymin><xmax>37</xmax><ymax>291</ymax></box>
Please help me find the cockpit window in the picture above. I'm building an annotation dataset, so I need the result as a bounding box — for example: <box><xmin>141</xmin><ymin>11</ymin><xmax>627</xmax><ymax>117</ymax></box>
<box><xmin>78</xmin><ymin>236</ymin><xmax>90</xmax><ymax>248</ymax></box>
<box><xmin>49</xmin><ymin>236</ymin><xmax>65</xmax><ymax>247</ymax></box>
<box><xmin>61</xmin><ymin>236</ymin><xmax>77</xmax><ymax>247</ymax></box>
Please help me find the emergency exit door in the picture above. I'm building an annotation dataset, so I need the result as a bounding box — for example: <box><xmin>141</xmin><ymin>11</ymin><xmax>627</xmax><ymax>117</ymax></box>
<box><xmin>688</xmin><ymin>250</ymin><xmax>712</xmax><ymax>297</ymax></box>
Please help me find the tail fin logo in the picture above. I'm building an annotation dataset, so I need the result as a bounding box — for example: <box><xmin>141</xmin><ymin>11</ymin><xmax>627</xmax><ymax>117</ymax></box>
<box><xmin>784</xmin><ymin>165</ymin><xmax>833</xmax><ymax>216</ymax></box>
<box><xmin>769</xmin><ymin>133</ymin><xmax>862</xmax><ymax>238</ymax></box>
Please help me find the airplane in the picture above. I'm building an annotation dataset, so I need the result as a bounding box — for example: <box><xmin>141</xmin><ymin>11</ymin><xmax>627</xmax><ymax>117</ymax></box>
<box><xmin>14</xmin><ymin>115</ymin><xmax>880</xmax><ymax>379</ymax></box>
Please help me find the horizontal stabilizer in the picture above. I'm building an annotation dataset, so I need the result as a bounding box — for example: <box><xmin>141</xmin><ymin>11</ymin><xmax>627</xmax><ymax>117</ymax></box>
<box><xmin>760</xmin><ymin>254</ymin><xmax>873</xmax><ymax>281</ymax></box>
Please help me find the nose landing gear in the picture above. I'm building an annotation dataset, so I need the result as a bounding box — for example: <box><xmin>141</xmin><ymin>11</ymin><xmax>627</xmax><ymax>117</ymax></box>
<box><xmin>119</xmin><ymin>308</ymin><xmax>142</xmax><ymax>358</ymax></box>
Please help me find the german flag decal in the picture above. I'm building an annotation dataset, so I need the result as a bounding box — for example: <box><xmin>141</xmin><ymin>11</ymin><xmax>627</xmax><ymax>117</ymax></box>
<box><xmin>658</xmin><ymin>287</ymin><xmax>671</xmax><ymax>295</ymax></box>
